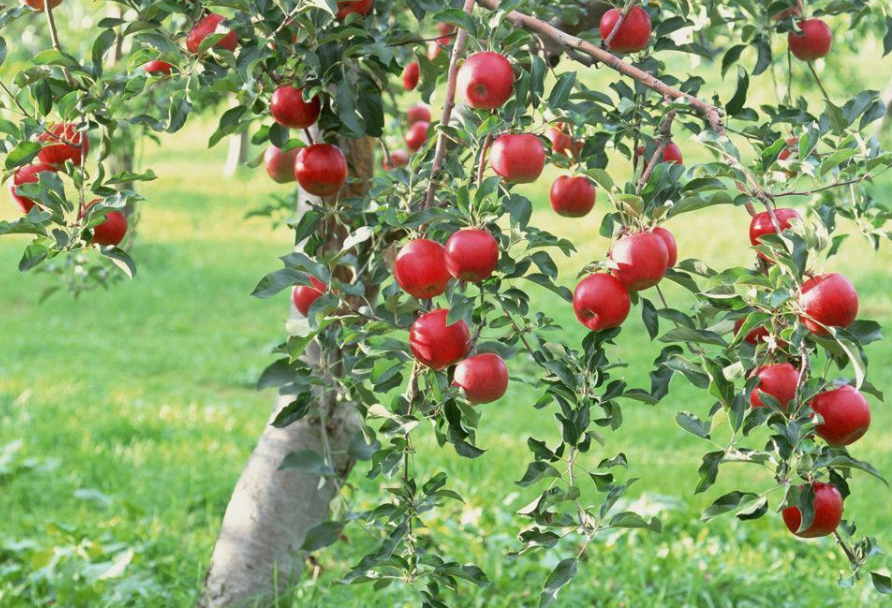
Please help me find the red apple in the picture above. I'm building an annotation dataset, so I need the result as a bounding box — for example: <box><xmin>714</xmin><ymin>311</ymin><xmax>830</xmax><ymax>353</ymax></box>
<box><xmin>404</xmin><ymin>121</ymin><xmax>429</xmax><ymax>152</ymax></box>
<box><xmin>427</xmin><ymin>40</ymin><xmax>443</xmax><ymax>61</ymax></box>
<box><xmin>270</xmin><ymin>85</ymin><xmax>321</xmax><ymax>130</ymax></box>
<box><xmin>186</xmin><ymin>14</ymin><xmax>238</xmax><ymax>54</ymax></box>
<box><xmin>9</xmin><ymin>163</ymin><xmax>57</xmax><ymax>213</ymax></box>
<box><xmin>749</xmin><ymin>207</ymin><xmax>801</xmax><ymax>260</ymax></box>
<box><xmin>788</xmin><ymin>19</ymin><xmax>832</xmax><ymax>61</ymax></box>
<box><xmin>409</xmin><ymin>308</ymin><xmax>471</xmax><ymax>370</ymax></box>
<box><xmin>454</xmin><ymin>353</ymin><xmax>508</xmax><ymax>404</ymax></box>
<box><xmin>407</xmin><ymin>103</ymin><xmax>431</xmax><ymax>125</ymax></box>
<box><xmin>637</xmin><ymin>143</ymin><xmax>683</xmax><ymax>168</ymax></box>
<box><xmin>456</xmin><ymin>51</ymin><xmax>514</xmax><ymax>110</ymax></box>
<box><xmin>37</xmin><ymin>124</ymin><xmax>89</xmax><ymax>167</ymax></box>
<box><xmin>336</xmin><ymin>0</ymin><xmax>373</xmax><ymax>20</ymax></box>
<box><xmin>383</xmin><ymin>149</ymin><xmax>409</xmax><ymax>170</ymax></box>
<box><xmin>573</xmin><ymin>274</ymin><xmax>631</xmax><ymax>331</ymax></box>
<box><xmin>771</xmin><ymin>0</ymin><xmax>802</xmax><ymax>20</ymax></box>
<box><xmin>21</xmin><ymin>0</ymin><xmax>63</xmax><ymax>10</ymax></box>
<box><xmin>778</xmin><ymin>137</ymin><xmax>798</xmax><ymax>161</ymax></box>
<box><xmin>609</xmin><ymin>231</ymin><xmax>669</xmax><ymax>291</ymax></box>
<box><xmin>264</xmin><ymin>145</ymin><xmax>299</xmax><ymax>184</ymax></box>
<box><xmin>437</xmin><ymin>22</ymin><xmax>455</xmax><ymax>36</ymax></box>
<box><xmin>82</xmin><ymin>199</ymin><xmax>127</xmax><ymax>247</ymax></box>
<box><xmin>733</xmin><ymin>318</ymin><xmax>772</xmax><ymax>345</ymax></box>
<box><xmin>549</xmin><ymin>175</ymin><xmax>596</xmax><ymax>218</ymax></box>
<box><xmin>599</xmin><ymin>6</ymin><xmax>652</xmax><ymax>54</ymax></box>
<box><xmin>811</xmin><ymin>384</ymin><xmax>871</xmax><ymax>446</ymax></box>
<box><xmin>750</xmin><ymin>363</ymin><xmax>799</xmax><ymax>409</ymax></box>
<box><xmin>444</xmin><ymin>229</ymin><xmax>499</xmax><ymax>282</ymax></box>
<box><xmin>143</xmin><ymin>60</ymin><xmax>173</xmax><ymax>75</ymax></box>
<box><xmin>490</xmin><ymin>133</ymin><xmax>545</xmax><ymax>184</ymax></box>
<box><xmin>294</xmin><ymin>143</ymin><xmax>348</xmax><ymax>197</ymax></box>
<box><xmin>799</xmin><ymin>273</ymin><xmax>858</xmax><ymax>335</ymax></box>
<box><xmin>395</xmin><ymin>239</ymin><xmax>450</xmax><ymax>299</ymax></box>
<box><xmin>402</xmin><ymin>62</ymin><xmax>420</xmax><ymax>91</ymax></box>
<box><xmin>782</xmin><ymin>482</ymin><xmax>843</xmax><ymax>538</ymax></box>
<box><xmin>652</xmin><ymin>227</ymin><xmax>677</xmax><ymax>267</ymax></box>
<box><xmin>292</xmin><ymin>276</ymin><xmax>326</xmax><ymax>316</ymax></box>
<box><xmin>545</xmin><ymin>126</ymin><xmax>580</xmax><ymax>159</ymax></box>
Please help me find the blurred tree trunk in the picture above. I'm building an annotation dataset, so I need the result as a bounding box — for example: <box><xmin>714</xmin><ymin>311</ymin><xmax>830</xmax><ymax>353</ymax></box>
<box><xmin>223</xmin><ymin>129</ymin><xmax>249</xmax><ymax>177</ymax></box>
<box><xmin>879</xmin><ymin>80</ymin><xmax>892</xmax><ymax>136</ymax></box>
<box><xmin>199</xmin><ymin>135</ymin><xmax>375</xmax><ymax>608</ymax></box>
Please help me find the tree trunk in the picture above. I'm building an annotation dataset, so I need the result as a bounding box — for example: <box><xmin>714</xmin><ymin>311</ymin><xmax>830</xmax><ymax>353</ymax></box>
<box><xmin>199</xmin><ymin>136</ymin><xmax>375</xmax><ymax>608</ymax></box>
<box><xmin>223</xmin><ymin>129</ymin><xmax>249</xmax><ymax>177</ymax></box>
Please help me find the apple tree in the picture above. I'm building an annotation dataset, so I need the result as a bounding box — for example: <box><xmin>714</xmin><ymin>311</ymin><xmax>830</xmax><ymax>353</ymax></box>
<box><xmin>2</xmin><ymin>0</ymin><xmax>892</xmax><ymax>606</ymax></box>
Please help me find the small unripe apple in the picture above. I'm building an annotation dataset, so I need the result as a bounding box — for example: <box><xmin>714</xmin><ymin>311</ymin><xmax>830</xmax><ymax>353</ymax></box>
<box><xmin>811</xmin><ymin>384</ymin><xmax>871</xmax><ymax>446</ymax></box>
<box><xmin>404</xmin><ymin>121</ymin><xmax>429</xmax><ymax>152</ymax></box>
<box><xmin>733</xmin><ymin>318</ymin><xmax>772</xmax><ymax>345</ymax></box>
<box><xmin>782</xmin><ymin>482</ymin><xmax>843</xmax><ymax>538</ymax></box>
<box><xmin>637</xmin><ymin>143</ymin><xmax>683</xmax><ymax>168</ymax></box>
<box><xmin>545</xmin><ymin>126</ymin><xmax>580</xmax><ymax>159</ymax></box>
<box><xmin>749</xmin><ymin>207</ymin><xmax>801</xmax><ymax>260</ymax></box>
<box><xmin>382</xmin><ymin>149</ymin><xmax>409</xmax><ymax>170</ymax></box>
<box><xmin>264</xmin><ymin>145</ymin><xmax>299</xmax><ymax>184</ymax></box>
<box><xmin>456</xmin><ymin>51</ymin><xmax>514</xmax><ymax>110</ymax></box>
<box><xmin>187</xmin><ymin>14</ymin><xmax>238</xmax><ymax>55</ymax></box>
<box><xmin>778</xmin><ymin>137</ymin><xmax>798</xmax><ymax>161</ymax></box>
<box><xmin>37</xmin><ymin>123</ymin><xmax>89</xmax><ymax>167</ymax></box>
<box><xmin>10</xmin><ymin>163</ymin><xmax>57</xmax><ymax>213</ymax></box>
<box><xmin>788</xmin><ymin>19</ymin><xmax>832</xmax><ymax>61</ymax></box>
<box><xmin>402</xmin><ymin>62</ymin><xmax>420</xmax><ymax>91</ymax></box>
<box><xmin>549</xmin><ymin>175</ymin><xmax>596</xmax><ymax>218</ymax></box>
<box><xmin>799</xmin><ymin>273</ymin><xmax>858</xmax><ymax>335</ymax></box>
<box><xmin>336</xmin><ymin>0</ymin><xmax>373</xmax><ymax>20</ymax></box>
<box><xmin>490</xmin><ymin>133</ymin><xmax>545</xmax><ymax>184</ymax></box>
<box><xmin>454</xmin><ymin>353</ymin><xmax>509</xmax><ymax>404</ymax></box>
<box><xmin>750</xmin><ymin>363</ymin><xmax>799</xmax><ymax>409</ymax></box>
<box><xmin>292</xmin><ymin>276</ymin><xmax>326</xmax><ymax>316</ymax></box>
<box><xmin>294</xmin><ymin>143</ymin><xmax>348</xmax><ymax>197</ymax></box>
<box><xmin>82</xmin><ymin>199</ymin><xmax>127</xmax><ymax>247</ymax></box>
<box><xmin>599</xmin><ymin>6</ymin><xmax>652</xmax><ymax>54</ymax></box>
<box><xmin>395</xmin><ymin>239</ymin><xmax>451</xmax><ymax>299</ymax></box>
<box><xmin>444</xmin><ymin>229</ymin><xmax>499</xmax><ymax>282</ymax></box>
<box><xmin>771</xmin><ymin>0</ymin><xmax>802</xmax><ymax>21</ymax></box>
<box><xmin>143</xmin><ymin>60</ymin><xmax>173</xmax><ymax>75</ymax></box>
<box><xmin>406</xmin><ymin>103</ymin><xmax>431</xmax><ymax>125</ymax></box>
<box><xmin>573</xmin><ymin>274</ymin><xmax>631</xmax><ymax>331</ymax></box>
<box><xmin>270</xmin><ymin>85</ymin><xmax>321</xmax><ymax>130</ymax></box>
<box><xmin>409</xmin><ymin>309</ymin><xmax>471</xmax><ymax>370</ymax></box>
<box><xmin>609</xmin><ymin>231</ymin><xmax>669</xmax><ymax>291</ymax></box>
<box><xmin>21</xmin><ymin>0</ymin><xmax>63</xmax><ymax>10</ymax></box>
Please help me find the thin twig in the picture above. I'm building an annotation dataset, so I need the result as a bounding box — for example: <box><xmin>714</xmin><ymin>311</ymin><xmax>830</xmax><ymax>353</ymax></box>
<box><xmin>602</xmin><ymin>0</ymin><xmax>639</xmax><ymax>50</ymax></box>
<box><xmin>636</xmin><ymin>108</ymin><xmax>676</xmax><ymax>196</ymax></box>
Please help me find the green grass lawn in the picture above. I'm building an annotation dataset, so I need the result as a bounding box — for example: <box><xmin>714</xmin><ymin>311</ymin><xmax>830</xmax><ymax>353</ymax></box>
<box><xmin>2</xmin><ymin>113</ymin><xmax>892</xmax><ymax>608</ymax></box>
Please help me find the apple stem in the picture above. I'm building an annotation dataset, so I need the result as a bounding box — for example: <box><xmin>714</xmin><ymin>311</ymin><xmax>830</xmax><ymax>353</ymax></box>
<box><xmin>806</xmin><ymin>61</ymin><xmax>832</xmax><ymax>104</ymax></box>
<box><xmin>304</xmin><ymin>128</ymin><xmax>315</xmax><ymax>144</ymax></box>
<box><xmin>475</xmin><ymin>132</ymin><xmax>493</xmax><ymax>188</ymax></box>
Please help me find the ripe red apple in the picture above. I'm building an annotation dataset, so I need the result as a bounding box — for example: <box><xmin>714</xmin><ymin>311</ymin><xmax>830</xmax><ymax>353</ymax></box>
<box><xmin>263</xmin><ymin>145</ymin><xmax>299</xmax><ymax>184</ymax></box>
<box><xmin>406</xmin><ymin>103</ymin><xmax>431</xmax><ymax>125</ymax></box>
<box><xmin>292</xmin><ymin>276</ymin><xmax>326</xmax><ymax>316</ymax></box>
<box><xmin>382</xmin><ymin>149</ymin><xmax>409</xmax><ymax>170</ymax></box>
<box><xmin>404</xmin><ymin>121</ymin><xmax>429</xmax><ymax>152</ymax></box>
<box><xmin>652</xmin><ymin>226</ymin><xmax>677</xmax><ymax>267</ymax></box>
<box><xmin>444</xmin><ymin>229</ymin><xmax>499</xmax><ymax>282</ymax></box>
<box><xmin>733</xmin><ymin>318</ymin><xmax>772</xmax><ymax>345</ymax></box>
<box><xmin>9</xmin><ymin>163</ymin><xmax>57</xmax><ymax>213</ymax></box>
<box><xmin>37</xmin><ymin>124</ymin><xmax>89</xmax><ymax>167</ymax></box>
<box><xmin>454</xmin><ymin>353</ymin><xmax>509</xmax><ymax>404</ymax></box>
<box><xmin>788</xmin><ymin>19</ymin><xmax>833</xmax><ymax>61</ymax></box>
<box><xmin>573</xmin><ymin>274</ymin><xmax>631</xmax><ymax>331</ymax></box>
<box><xmin>437</xmin><ymin>22</ymin><xmax>455</xmax><ymax>37</ymax></box>
<box><xmin>609</xmin><ymin>231</ymin><xmax>669</xmax><ymax>291</ymax></box>
<box><xmin>545</xmin><ymin>126</ymin><xmax>580</xmax><ymax>159</ymax></box>
<box><xmin>21</xmin><ymin>0</ymin><xmax>63</xmax><ymax>10</ymax></box>
<box><xmin>294</xmin><ymin>143</ymin><xmax>348</xmax><ymax>197</ymax></box>
<box><xmin>799</xmin><ymin>273</ymin><xmax>858</xmax><ymax>335</ymax></box>
<box><xmin>811</xmin><ymin>384</ymin><xmax>871</xmax><ymax>446</ymax></box>
<box><xmin>270</xmin><ymin>85</ymin><xmax>321</xmax><ymax>130</ymax></box>
<box><xmin>143</xmin><ymin>60</ymin><xmax>173</xmax><ymax>75</ymax></box>
<box><xmin>782</xmin><ymin>482</ymin><xmax>843</xmax><ymax>538</ymax></box>
<box><xmin>82</xmin><ymin>199</ymin><xmax>127</xmax><ymax>247</ymax></box>
<box><xmin>409</xmin><ymin>309</ymin><xmax>471</xmax><ymax>370</ymax></box>
<box><xmin>778</xmin><ymin>137</ymin><xmax>798</xmax><ymax>161</ymax></box>
<box><xmin>456</xmin><ymin>51</ymin><xmax>514</xmax><ymax>110</ymax></box>
<box><xmin>549</xmin><ymin>175</ymin><xmax>596</xmax><ymax>218</ymax></box>
<box><xmin>599</xmin><ymin>6</ymin><xmax>652</xmax><ymax>54</ymax></box>
<box><xmin>750</xmin><ymin>363</ymin><xmax>799</xmax><ymax>409</ymax></box>
<box><xmin>336</xmin><ymin>0</ymin><xmax>373</xmax><ymax>20</ymax></box>
<box><xmin>748</xmin><ymin>207</ymin><xmax>801</xmax><ymax>260</ymax></box>
<box><xmin>186</xmin><ymin>14</ymin><xmax>238</xmax><ymax>54</ymax></box>
<box><xmin>490</xmin><ymin>133</ymin><xmax>545</xmax><ymax>184</ymax></box>
<box><xmin>402</xmin><ymin>62</ymin><xmax>420</xmax><ymax>91</ymax></box>
<box><xmin>637</xmin><ymin>143</ymin><xmax>683</xmax><ymax>168</ymax></box>
<box><xmin>395</xmin><ymin>239</ymin><xmax>450</xmax><ymax>299</ymax></box>
<box><xmin>771</xmin><ymin>0</ymin><xmax>802</xmax><ymax>20</ymax></box>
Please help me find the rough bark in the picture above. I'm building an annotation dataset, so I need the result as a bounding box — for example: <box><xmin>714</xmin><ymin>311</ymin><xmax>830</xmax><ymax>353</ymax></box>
<box><xmin>199</xmin><ymin>135</ymin><xmax>375</xmax><ymax>608</ymax></box>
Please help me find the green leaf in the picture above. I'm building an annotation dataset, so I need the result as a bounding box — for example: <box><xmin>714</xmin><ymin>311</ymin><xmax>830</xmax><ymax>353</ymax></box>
<box><xmin>271</xmin><ymin>393</ymin><xmax>313</xmax><ymax>428</ymax></box>
<box><xmin>547</xmin><ymin>72</ymin><xmax>576</xmax><ymax>109</ymax></box>
<box><xmin>676</xmin><ymin>411</ymin><xmax>711</xmax><ymax>439</ymax></box>
<box><xmin>871</xmin><ymin>571</ymin><xmax>892</xmax><ymax>594</ymax></box>
<box><xmin>659</xmin><ymin>326</ymin><xmax>727</xmax><ymax>347</ymax></box>
<box><xmin>300</xmin><ymin>520</ymin><xmax>344</xmax><ymax>551</ymax></box>
<box><xmin>539</xmin><ymin>558</ymin><xmax>577</xmax><ymax>608</ymax></box>
<box><xmin>4</xmin><ymin>141</ymin><xmax>42</xmax><ymax>169</ymax></box>
<box><xmin>278</xmin><ymin>449</ymin><xmax>335</xmax><ymax>476</ymax></box>
<box><xmin>609</xmin><ymin>511</ymin><xmax>661</xmax><ymax>532</ymax></box>
<box><xmin>516</xmin><ymin>461</ymin><xmax>561</xmax><ymax>487</ymax></box>
<box><xmin>725</xmin><ymin>67</ymin><xmax>749</xmax><ymax>117</ymax></box>
<box><xmin>701</xmin><ymin>491</ymin><xmax>759</xmax><ymax>521</ymax></box>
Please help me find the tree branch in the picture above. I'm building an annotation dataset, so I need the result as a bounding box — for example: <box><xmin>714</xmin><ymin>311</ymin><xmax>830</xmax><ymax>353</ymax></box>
<box><xmin>636</xmin><ymin>107</ymin><xmax>676</xmax><ymax>195</ymax></box>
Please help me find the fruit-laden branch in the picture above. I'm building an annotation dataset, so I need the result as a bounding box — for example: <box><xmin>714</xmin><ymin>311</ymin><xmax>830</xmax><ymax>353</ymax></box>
<box><xmin>474</xmin><ymin>0</ymin><xmax>725</xmax><ymax>133</ymax></box>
